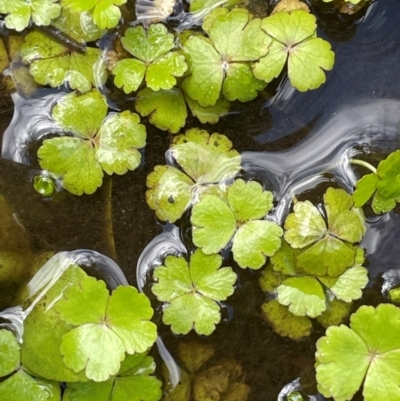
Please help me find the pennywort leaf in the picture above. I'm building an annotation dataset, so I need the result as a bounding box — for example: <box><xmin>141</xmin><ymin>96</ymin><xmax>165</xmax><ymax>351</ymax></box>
<box><xmin>152</xmin><ymin>249</ymin><xmax>237</xmax><ymax>335</ymax></box>
<box><xmin>0</xmin><ymin>0</ymin><xmax>61</xmax><ymax>32</ymax></box>
<box><xmin>113</xmin><ymin>24</ymin><xmax>187</xmax><ymax>93</ymax></box>
<box><xmin>20</xmin><ymin>30</ymin><xmax>106</xmax><ymax>92</ymax></box>
<box><xmin>182</xmin><ymin>8</ymin><xmax>270</xmax><ymax>107</ymax></box>
<box><xmin>253</xmin><ymin>10</ymin><xmax>335</xmax><ymax>91</ymax></box>
<box><xmin>191</xmin><ymin>179</ymin><xmax>283</xmax><ymax>269</ymax></box>
<box><xmin>146</xmin><ymin>128</ymin><xmax>240</xmax><ymax>222</ymax></box>
<box><xmin>37</xmin><ymin>90</ymin><xmax>146</xmax><ymax>195</ymax></box>
<box><xmin>316</xmin><ymin>304</ymin><xmax>400</xmax><ymax>401</ymax></box>
<box><xmin>284</xmin><ymin>188</ymin><xmax>366</xmax><ymax>277</ymax></box>
<box><xmin>55</xmin><ymin>276</ymin><xmax>157</xmax><ymax>381</ymax></box>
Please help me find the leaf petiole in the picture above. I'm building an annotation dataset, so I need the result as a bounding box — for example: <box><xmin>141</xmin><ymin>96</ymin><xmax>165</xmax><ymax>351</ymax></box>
<box><xmin>350</xmin><ymin>159</ymin><xmax>377</xmax><ymax>174</ymax></box>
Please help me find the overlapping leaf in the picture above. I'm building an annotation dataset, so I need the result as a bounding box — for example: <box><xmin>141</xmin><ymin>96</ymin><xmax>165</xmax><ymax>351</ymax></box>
<box><xmin>63</xmin><ymin>353</ymin><xmax>162</xmax><ymax>401</ymax></box>
<box><xmin>353</xmin><ymin>150</ymin><xmax>400</xmax><ymax>214</ymax></box>
<box><xmin>20</xmin><ymin>28</ymin><xmax>107</xmax><ymax>93</ymax></box>
<box><xmin>284</xmin><ymin>188</ymin><xmax>366</xmax><ymax>277</ymax></box>
<box><xmin>316</xmin><ymin>304</ymin><xmax>400</xmax><ymax>401</ymax></box>
<box><xmin>55</xmin><ymin>276</ymin><xmax>157</xmax><ymax>381</ymax></box>
<box><xmin>191</xmin><ymin>179</ymin><xmax>282</xmax><ymax>269</ymax></box>
<box><xmin>0</xmin><ymin>0</ymin><xmax>61</xmax><ymax>32</ymax></box>
<box><xmin>113</xmin><ymin>24</ymin><xmax>187</xmax><ymax>93</ymax></box>
<box><xmin>182</xmin><ymin>8</ymin><xmax>270</xmax><ymax>107</ymax></box>
<box><xmin>253</xmin><ymin>10</ymin><xmax>335</xmax><ymax>91</ymax></box>
<box><xmin>38</xmin><ymin>90</ymin><xmax>146</xmax><ymax>195</ymax></box>
<box><xmin>151</xmin><ymin>249</ymin><xmax>236</xmax><ymax>335</ymax></box>
<box><xmin>61</xmin><ymin>0</ymin><xmax>127</xmax><ymax>29</ymax></box>
<box><xmin>134</xmin><ymin>87</ymin><xmax>230</xmax><ymax>133</ymax></box>
<box><xmin>0</xmin><ymin>329</ymin><xmax>20</xmax><ymax>377</ymax></box>
<box><xmin>146</xmin><ymin>128</ymin><xmax>240</xmax><ymax>222</ymax></box>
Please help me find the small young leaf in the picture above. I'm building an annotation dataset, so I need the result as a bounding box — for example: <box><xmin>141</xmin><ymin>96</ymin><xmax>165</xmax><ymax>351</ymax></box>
<box><xmin>152</xmin><ymin>250</ymin><xmax>237</xmax><ymax>335</ymax></box>
<box><xmin>113</xmin><ymin>24</ymin><xmax>187</xmax><ymax>92</ymax></box>
<box><xmin>0</xmin><ymin>0</ymin><xmax>61</xmax><ymax>32</ymax></box>
<box><xmin>353</xmin><ymin>173</ymin><xmax>379</xmax><ymax>208</ymax></box>
<box><xmin>376</xmin><ymin>150</ymin><xmax>400</xmax><ymax>198</ymax></box>
<box><xmin>0</xmin><ymin>329</ymin><xmax>20</xmax><ymax>377</ymax></box>
<box><xmin>276</xmin><ymin>276</ymin><xmax>326</xmax><ymax>318</ymax></box>
<box><xmin>253</xmin><ymin>10</ymin><xmax>334</xmax><ymax>91</ymax></box>
<box><xmin>56</xmin><ymin>277</ymin><xmax>157</xmax><ymax>381</ymax></box>
<box><xmin>316</xmin><ymin>298</ymin><xmax>352</xmax><ymax>328</ymax></box>
<box><xmin>316</xmin><ymin>304</ymin><xmax>400</xmax><ymax>401</ymax></box>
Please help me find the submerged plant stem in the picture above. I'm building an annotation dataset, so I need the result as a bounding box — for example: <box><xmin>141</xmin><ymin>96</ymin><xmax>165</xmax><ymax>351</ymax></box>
<box><xmin>102</xmin><ymin>176</ymin><xmax>118</xmax><ymax>262</ymax></box>
<box><xmin>350</xmin><ymin>159</ymin><xmax>377</xmax><ymax>174</ymax></box>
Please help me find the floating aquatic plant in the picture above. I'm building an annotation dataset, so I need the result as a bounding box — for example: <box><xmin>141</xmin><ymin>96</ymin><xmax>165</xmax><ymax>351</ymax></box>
<box><xmin>253</xmin><ymin>9</ymin><xmax>335</xmax><ymax>91</ymax></box>
<box><xmin>37</xmin><ymin>90</ymin><xmax>146</xmax><ymax>195</ymax></box>
<box><xmin>191</xmin><ymin>178</ymin><xmax>283</xmax><ymax>269</ymax></box>
<box><xmin>152</xmin><ymin>249</ymin><xmax>237</xmax><ymax>335</ymax></box>
<box><xmin>0</xmin><ymin>0</ymin><xmax>61</xmax><ymax>32</ymax></box>
<box><xmin>146</xmin><ymin>128</ymin><xmax>240</xmax><ymax>223</ymax></box>
<box><xmin>316</xmin><ymin>304</ymin><xmax>400</xmax><ymax>401</ymax></box>
<box><xmin>112</xmin><ymin>24</ymin><xmax>187</xmax><ymax>93</ymax></box>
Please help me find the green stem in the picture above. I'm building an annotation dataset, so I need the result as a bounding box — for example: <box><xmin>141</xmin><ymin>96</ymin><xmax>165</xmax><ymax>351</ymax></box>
<box><xmin>350</xmin><ymin>159</ymin><xmax>377</xmax><ymax>174</ymax></box>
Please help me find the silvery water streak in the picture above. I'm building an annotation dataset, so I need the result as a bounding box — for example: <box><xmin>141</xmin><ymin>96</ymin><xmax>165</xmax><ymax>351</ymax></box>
<box><xmin>1</xmin><ymin>92</ymin><xmax>65</xmax><ymax>164</ymax></box>
<box><xmin>0</xmin><ymin>250</ymin><xmax>127</xmax><ymax>341</ymax></box>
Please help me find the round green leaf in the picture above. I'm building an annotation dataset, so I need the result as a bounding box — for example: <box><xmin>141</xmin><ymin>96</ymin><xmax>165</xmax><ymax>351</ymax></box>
<box><xmin>232</xmin><ymin>220</ymin><xmax>283</xmax><ymax>269</ymax></box>
<box><xmin>135</xmin><ymin>87</ymin><xmax>188</xmax><ymax>134</ymax></box>
<box><xmin>146</xmin><ymin>165</ymin><xmax>194</xmax><ymax>223</ymax></box>
<box><xmin>152</xmin><ymin>249</ymin><xmax>236</xmax><ymax>335</ymax></box>
<box><xmin>97</xmin><ymin>111</ymin><xmax>146</xmax><ymax>175</ymax></box>
<box><xmin>376</xmin><ymin>150</ymin><xmax>400</xmax><ymax>198</ymax></box>
<box><xmin>284</xmin><ymin>200</ymin><xmax>327</xmax><ymax>248</ymax></box>
<box><xmin>191</xmin><ymin>194</ymin><xmax>237</xmax><ymax>254</ymax></box>
<box><xmin>277</xmin><ymin>276</ymin><xmax>326</xmax><ymax>318</ymax></box>
<box><xmin>353</xmin><ymin>173</ymin><xmax>379</xmax><ymax>208</ymax></box>
<box><xmin>316</xmin><ymin>304</ymin><xmax>400</xmax><ymax>401</ymax></box>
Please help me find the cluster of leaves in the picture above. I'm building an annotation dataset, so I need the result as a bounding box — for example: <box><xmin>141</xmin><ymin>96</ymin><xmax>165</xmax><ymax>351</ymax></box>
<box><xmin>353</xmin><ymin>150</ymin><xmax>400</xmax><ymax>214</ymax></box>
<box><xmin>162</xmin><ymin>341</ymin><xmax>250</xmax><ymax>401</ymax></box>
<box><xmin>315</xmin><ymin>304</ymin><xmax>400</xmax><ymax>401</ymax></box>
<box><xmin>260</xmin><ymin>188</ymin><xmax>368</xmax><ymax>339</ymax></box>
<box><xmin>19</xmin><ymin>263</ymin><xmax>161</xmax><ymax>401</ymax></box>
<box><xmin>37</xmin><ymin>89</ymin><xmax>146</xmax><ymax>195</ymax></box>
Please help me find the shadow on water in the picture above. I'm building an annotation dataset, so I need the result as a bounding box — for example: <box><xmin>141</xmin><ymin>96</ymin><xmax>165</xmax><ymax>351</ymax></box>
<box><xmin>2</xmin><ymin>0</ymin><xmax>400</xmax><ymax>399</ymax></box>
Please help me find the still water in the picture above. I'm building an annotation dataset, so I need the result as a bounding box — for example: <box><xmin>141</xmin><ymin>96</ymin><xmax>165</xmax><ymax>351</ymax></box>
<box><xmin>1</xmin><ymin>0</ymin><xmax>400</xmax><ymax>399</ymax></box>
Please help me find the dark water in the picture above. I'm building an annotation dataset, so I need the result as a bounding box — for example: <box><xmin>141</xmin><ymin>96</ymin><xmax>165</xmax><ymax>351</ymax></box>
<box><xmin>1</xmin><ymin>0</ymin><xmax>400</xmax><ymax>399</ymax></box>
